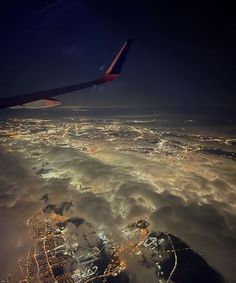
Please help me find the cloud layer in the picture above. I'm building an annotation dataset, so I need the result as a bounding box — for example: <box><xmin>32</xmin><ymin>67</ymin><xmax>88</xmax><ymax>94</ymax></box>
<box><xmin>0</xmin><ymin>116</ymin><xmax>235</xmax><ymax>282</ymax></box>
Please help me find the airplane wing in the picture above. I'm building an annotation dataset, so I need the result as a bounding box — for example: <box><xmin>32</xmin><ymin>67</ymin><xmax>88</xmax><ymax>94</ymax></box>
<box><xmin>0</xmin><ymin>39</ymin><xmax>132</xmax><ymax>109</ymax></box>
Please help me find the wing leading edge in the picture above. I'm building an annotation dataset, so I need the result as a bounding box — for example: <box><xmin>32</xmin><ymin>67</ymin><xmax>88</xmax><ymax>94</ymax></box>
<box><xmin>0</xmin><ymin>39</ymin><xmax>132</xmax><ymax>109</ymax></box>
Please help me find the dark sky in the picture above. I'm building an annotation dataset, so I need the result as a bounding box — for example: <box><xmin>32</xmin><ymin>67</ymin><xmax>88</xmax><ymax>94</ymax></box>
<box><xmin>0</xmin><ymin>0</ymin><xmax>235</xmax><ymax>114</ymax></box>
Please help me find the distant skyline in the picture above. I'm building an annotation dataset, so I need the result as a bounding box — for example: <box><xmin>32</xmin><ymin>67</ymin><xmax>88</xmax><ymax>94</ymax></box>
<box><xmin>0</xmin><ymin>1</ymin><xmax>235</xmax><ymax>114</ymax></box>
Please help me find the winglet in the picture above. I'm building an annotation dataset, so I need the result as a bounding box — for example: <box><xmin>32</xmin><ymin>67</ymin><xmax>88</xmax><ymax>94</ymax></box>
<box><xmin>101</xmin><ymin>39</ymin><xmax>133</xmax><ymax>83</ymax></box>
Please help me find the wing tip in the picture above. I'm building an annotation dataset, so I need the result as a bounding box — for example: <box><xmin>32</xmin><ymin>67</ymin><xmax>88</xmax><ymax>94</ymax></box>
<box><xmin>101</xmin><ymin>39</ymin><xmax>133</xmax><ymax>82</ymax></box>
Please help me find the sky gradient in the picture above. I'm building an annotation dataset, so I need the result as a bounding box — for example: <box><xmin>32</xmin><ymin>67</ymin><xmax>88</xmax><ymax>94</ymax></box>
<box><xmin>0</xmin><ymin>1</ymin><xmax>235</xmax><ymax>114</ymax></box>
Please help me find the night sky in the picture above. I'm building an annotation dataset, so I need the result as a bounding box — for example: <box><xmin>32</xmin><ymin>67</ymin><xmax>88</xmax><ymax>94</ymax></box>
<box><xmin>0</xmin><ymin>1</ymin><xmax>235</xmax><ymax>114</ymax></box>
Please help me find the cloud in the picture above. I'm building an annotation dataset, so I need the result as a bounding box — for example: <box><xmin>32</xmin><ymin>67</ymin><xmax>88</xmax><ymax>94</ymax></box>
<box><xmin>125</xmin><ymin>254</ymin><xmax>158</xmax><ymax>283</ymax></box>
<box><xmin>0</xmin><ymin>116</ymin><xmax>236</xmax><ymax>282</ymax></box>
<box><xmin>150</xmin><ymin>201</ymin><xmax>236</xmax><ymax>283</ymax></box>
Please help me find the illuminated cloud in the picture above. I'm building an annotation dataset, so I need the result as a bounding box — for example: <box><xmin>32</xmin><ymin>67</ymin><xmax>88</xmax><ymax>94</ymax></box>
<box><xmin>0</xmin><ymin>116</ymin><xmax>235</xmax><ymax>282</ymax></box>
